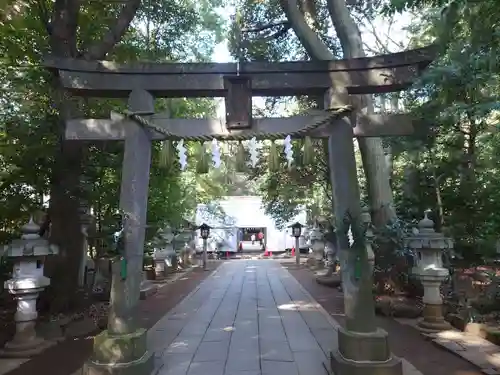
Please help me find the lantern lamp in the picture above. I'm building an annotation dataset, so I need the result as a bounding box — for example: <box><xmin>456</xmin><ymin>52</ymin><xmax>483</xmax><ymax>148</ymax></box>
<box><xmin>198</xmin><ymin>223</ymin><xmax>211</xmax><ymax>240</ymax></box>
<box><xmin>289</xmin><ymin>222</ymin><xmax>303</xmax><ymax>238</ymax></box>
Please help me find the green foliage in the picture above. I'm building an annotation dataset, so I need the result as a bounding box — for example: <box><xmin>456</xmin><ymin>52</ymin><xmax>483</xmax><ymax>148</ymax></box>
<box><xmin>230</xmin><ymin>0</ymin><xmax>500</xmax><ymax>268</ymax></box>
<box><xmin>0</xmin><ymin>1</ymin><xmax>226</xmax><ymax>244</ymax></box>
<box><xmin>245</xmin><ymin>139</ymin><xmax>333</xmax><ymax>228</ymax></box>
<box><xmin>384</xmin><ymin>0</ymin><xmax>500</xmax><ymax>259</ymax></box>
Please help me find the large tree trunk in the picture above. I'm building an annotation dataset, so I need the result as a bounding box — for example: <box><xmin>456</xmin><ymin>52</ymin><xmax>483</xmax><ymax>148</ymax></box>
<box><xmin>280</xmin><ymin>0</ymin><xmax>396</xmax><ymax>228</ymax></box>
<box><xmin>325</xmin><ymin>0</ymin><xmax>396</xmax><ymax>228</ymax></box>
<box><xmin>44</xmin><ymin>0</ymin><xmax>141</xmax><ymax>313</ymax></box>
<box><xmin>44</xmin><ymin>0</ymin><xmax>85</xmax><ymax>313</ymax></box>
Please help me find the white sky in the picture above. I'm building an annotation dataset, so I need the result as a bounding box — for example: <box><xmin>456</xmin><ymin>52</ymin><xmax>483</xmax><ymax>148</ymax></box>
<box><xmin>212</xmin><ymin>10</ymin><xmax>412</xmax><ymax>117</ymax></box>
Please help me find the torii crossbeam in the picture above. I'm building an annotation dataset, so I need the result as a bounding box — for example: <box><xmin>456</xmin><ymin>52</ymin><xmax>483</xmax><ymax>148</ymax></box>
<box><xmin>45</xmin><ymin>45</ymin><xmax>436</xmax><ymax>131</ymax></box>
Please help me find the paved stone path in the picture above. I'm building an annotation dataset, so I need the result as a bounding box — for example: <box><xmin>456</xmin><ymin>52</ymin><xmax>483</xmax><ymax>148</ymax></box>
<box><xmin>149</xmin><ymin>260</ymin><xmax>422</xmax><ymax>375</ymax></box>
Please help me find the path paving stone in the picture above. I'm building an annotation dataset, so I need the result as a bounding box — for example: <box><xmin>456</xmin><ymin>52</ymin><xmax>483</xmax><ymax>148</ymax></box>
<box><xmin>152</xmin><ymin>260</ymin><xmax>424</xmax><ymax>375</ymax></box>
<box><xmin>430</xmin><ymin>329</ymin><xmax>500</xmax><ymax>374</ymax></box>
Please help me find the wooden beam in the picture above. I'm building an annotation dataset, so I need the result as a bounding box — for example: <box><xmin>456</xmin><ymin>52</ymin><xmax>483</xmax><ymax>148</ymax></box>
<box><xmin>44</xmin><ymin>45</ymin><xmax>437</xmax><ymax>98</ymax></box>
<box><xmin>65</xmin><ymin>113</ymin><xmax>415</xmax><ymax>141</ymax></box>
<box><xmin>44</xmin><ymin>46</ymin><xmax>436</xmax><ymax>74</ymax></box>
<box><xmin>224</xmin><ymin>76</ymin><xmax>252</xmax><ymax>129</ymax></box>
<box><xmin>53</xmin><ymin>66</ymin><xmax>420</xmax><ymax>98</ymax></box>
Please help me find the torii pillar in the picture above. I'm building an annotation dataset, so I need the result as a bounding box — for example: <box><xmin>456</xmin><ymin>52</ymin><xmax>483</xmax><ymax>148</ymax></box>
<box><xmin>325</xmin><ymin>89</ymin><xmax>402</xmax><ymax>375</ymax></box>
<box><xmin>83</xmin><ymin>89</ymin><xmax>155</xmax><ymax>375</ymax></box>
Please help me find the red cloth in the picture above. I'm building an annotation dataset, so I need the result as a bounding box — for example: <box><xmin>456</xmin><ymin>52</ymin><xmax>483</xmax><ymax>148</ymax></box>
<box><xmin>257</xmin><ymin>232</ymin><xmax>263</xmax><ymax>240</ymax></box>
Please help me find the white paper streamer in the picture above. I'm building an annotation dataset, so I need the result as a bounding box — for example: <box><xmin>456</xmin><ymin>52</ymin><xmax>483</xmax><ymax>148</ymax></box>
<box><xmin>248</xmin><ymin>137</ymin><xmax>258</xmax><ymax>167</ymax></box>
<box><xmin>176</xmin><ymin>139</ymin><xmax>187</xmax><ymax>171</ymax></box>
<box><xmin>211</xmin><ymin>139</ymin><xmax>221</xmax><ymax>168</ymax></box>
<box><xmin>347</xmin><ymin>226</ymin><xmax>354</xmax><ymax>247</ymax></box>
<box><xmin>284</xmin><ymin>135</ymin><xmax>293</xmax><ymax>168</ymax></box>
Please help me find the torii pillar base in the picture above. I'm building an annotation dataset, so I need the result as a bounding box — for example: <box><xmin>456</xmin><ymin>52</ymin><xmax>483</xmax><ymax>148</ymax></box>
<box><xmin>330</xmin><ymin>327</ymin><xmax>402</xmax><ymax>375</ymax></box>
<box><xmin>83</xmin><ymin>329</ymin><xmax>154</xmax><ymax>375</ymax></box>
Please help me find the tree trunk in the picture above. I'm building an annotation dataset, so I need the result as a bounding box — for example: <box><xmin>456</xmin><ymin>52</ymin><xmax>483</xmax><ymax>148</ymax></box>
<box><xmin>280</xmin><ymin>0</ymin><xmax>397</xmax><ymax>228</ymax></box>
<box><xmin>324</xmin><ymin>0</ymin><xmax>396</xmax><ymax>228</ymax></box>
<box><xmin>43</xmin><ymin>0</ymin><xmax>85</xmax><ymax>313</ymax></box>
<box><xmin>43</xmin><ymin>0</ymin><xmax>141</xmax><ymax>313</ymax></box>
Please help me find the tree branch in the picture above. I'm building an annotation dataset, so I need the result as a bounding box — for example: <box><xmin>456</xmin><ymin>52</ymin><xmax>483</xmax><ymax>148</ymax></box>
<box><xmin>260</xmin><ymin>26</ymin><xmax>291</xmax><ymax>41</ymax></box>
<box><xmin>35</xmin><ymin>0</ymin><xmax>52</xmax><ymax>35</ymax></box>
<box><xmin>242</xmin><ymin>20</ymin><xmax>290</xmax><ymax>33</ymax></box>
<box><xmin>279</xmin><ymin>0</ymin><xmax>333</xmax><ymax>60</ymax></box>
<box><xmin>83</xmin><ymin>0</ymin><xmax>142</xmax><ymax>60</ymax></box>
<box><xmin>363</xmin><ymin>17</ymin><xmax>391</xmax><ymax>54</ymax></box>
<box><xmin>325</xmin><ymin>0</ymin><xmax>363</xmax><ymax>59</ymax></box>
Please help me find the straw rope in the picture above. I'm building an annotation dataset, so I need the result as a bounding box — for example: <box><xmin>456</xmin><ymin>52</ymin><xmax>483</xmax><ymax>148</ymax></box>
<box><xmin>123</xmin><ymin>106</ymin><xmax>352</xmax><ymax>141</ymax></box>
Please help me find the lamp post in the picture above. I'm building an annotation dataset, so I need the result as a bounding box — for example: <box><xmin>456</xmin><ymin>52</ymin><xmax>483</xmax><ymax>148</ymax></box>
<box><xmin>289</xmin><ymin>222</ymin><xmax>303</xmax><ymax>266</ymax></box>
<box><xmin>198</xmin><ymin>223</ymin><xmax>211</xmax><ymax>271</ymax></box>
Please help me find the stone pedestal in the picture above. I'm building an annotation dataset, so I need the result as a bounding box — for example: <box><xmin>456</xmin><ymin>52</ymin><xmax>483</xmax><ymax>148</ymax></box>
<box><xmin>418</xmin><ymin>303</ymin><xmax>451</xmax><ymax>332</ymax></box>
<box><xmin>83</xmin><ymin>329</ymin><xmax>154</xmax><ymax>375</ymax></box>
<box><xmin>167</xmin><ymin>253</ymin><xmax>179</xmax><ymax>270</ymax></box>
<box><xmin>1</xmin><ymin>282</ymin><xmax>54</xmax><ymax>358</ymax></box>
<box><xmin>330</xmin><ymin>327</ymin><xmax>402</xmax><ymax>375</ymax></box>
<box><xmin>417</xmin><ymin>275</ymin><xmax>452</xmax><ymax>333</ymax></box>
<box><xmin>152</xmin><ymin>225</ymin><xmax>176</xmax><ymax>280</ymax></box>
<box><xmin>315</xmin><ymin>240</ymin><xmax>341</xmax><ymax>287</ymax></box>
<box><xmin>306</xmin><ymin>255</ymin><xmax>316</xmax><ymax>269</ymax></box>
<box><xmin>153</xmin><ymin>258</ymin><xmax>167</xmax><ymax>280</ymax></box>
<box><xmin>182</xmin><ymin>246</ymin><xmax>191</xmax><ymax>267</ymax></box>
<box><xmin>140</xmin><ymin>271</ymin><xmax>158</xmax><ymax>299</ymax></box>
<box><xmin>309</xmin><ymin>225</ymin><xmax>325</xmax><ymax>271</ymax></box>
<box><xmin>309</xmin><ymin>255</ymin><xmax>324</xmax><ymax>271</ymax></box>
<box><xmin>316</xmin><ymin>272</ymin><xmax>342</xmax><ymax>287</ymax></box>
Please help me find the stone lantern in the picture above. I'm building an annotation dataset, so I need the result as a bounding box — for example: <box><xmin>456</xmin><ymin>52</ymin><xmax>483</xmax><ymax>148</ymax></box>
<box><xmin>308</xmin><ymin>224</ymin><xmax>325</xmax><ymax>270</ymax></box>
<box><xmin>174</xmin><ymin>223</ymin><xmax>196</xmax><ymax>267</ymax></box>
<box><xmin>78</xmin><ymin>205</ymin><xmax>94</xmax><ymax>288</ymax></box>
<box><xmin>1</xmin><ymin>217</ymin><xmax>58</xmax><ymax>357</ymax></box>
<box><xmin>405</xmin><ymin>209</ymin><xmax>453</xmax><ymax>333</ymax></box>
<box><xmin>152</xmin><ymin>225</ymin><xmax>175</xmax><ymax>280</ymax></box>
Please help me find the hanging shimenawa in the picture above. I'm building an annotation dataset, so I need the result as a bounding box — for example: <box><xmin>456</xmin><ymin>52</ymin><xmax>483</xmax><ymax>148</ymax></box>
<box><xmin>196</xmin><ymin>142</ymin><xmax>210</xmax><ymax>174</ymax></box>
<box><xmin>235</xmin><ymin>141</ymin><xmax>247</xmax><ymax>173</ymax></box>
<box><xmin>159</xmin><ymin>140</ymin><xmax>175</xmax><ymax>170</ymax></box>
<box><xmin>154</xmin><ymin>115</ymin><xmax>323</xmax><ymax>173</ymax></box>
<box><xmin>268</xmin><ymin>141</ymin><xmax>280</xmax><ymax>172</ymax></box>
<box><xmin>302</xmin><ymin>136</ymin><xmax>314</xmax><ymax>166</ymax></box>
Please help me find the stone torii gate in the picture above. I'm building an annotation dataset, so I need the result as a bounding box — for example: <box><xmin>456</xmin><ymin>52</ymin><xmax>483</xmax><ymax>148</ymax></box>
<box><xmin>44</xmin><ymin>45</ymin><xmax>436</xmax><ymax>375</ymax></box>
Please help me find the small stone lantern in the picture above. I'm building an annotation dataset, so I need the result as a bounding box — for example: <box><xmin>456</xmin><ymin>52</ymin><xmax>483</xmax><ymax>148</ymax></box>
<box><xmin>174</xmin><ymin>224</ymin><xmax>195</xmax><ymax>267</ymax></box>
<box><xmin>1</xmin><ymin>217</ymin><xmax>58</xmax><ymax>357</ymax></box>
<box><xmin>309</xmin><ymin>224</ymin><xmax>325</xmax><ymax>270</ymax></box>
<box><xmin>405</xmin><ymin>209</ymin><xmax>453</xmax><ymax>333</ymax></box>
<box><xmin>152</xmin><ymin>225</ymin><xmax>175</xmax><ymax>280</ymax></box>
<box><xmin>78</xmin><ymin>205</ymin><xmax>94</xmax><ymax>288</ymax></box>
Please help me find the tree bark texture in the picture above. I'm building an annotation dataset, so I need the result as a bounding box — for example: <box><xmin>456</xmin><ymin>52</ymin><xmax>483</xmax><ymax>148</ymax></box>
<box><xmin>45</xmin><ymin>0</ymin><xmax>141</xmax><ymax>313</ymax></box>
<box><xmin>280</xmin><ymin>0</ymin><xmax>396</xmax><ymax>228</ymax></box>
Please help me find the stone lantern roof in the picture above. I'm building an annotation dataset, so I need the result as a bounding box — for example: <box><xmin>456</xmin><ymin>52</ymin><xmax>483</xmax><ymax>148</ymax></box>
<box><xmin>404</xmin><ymin>209</ymin><xmax>453</xmax><ymax>251</ymax></box>
<box><xmin>4</xmin><ymin>218</ymin><xmax>58</xmax><ymax>258</ymax></box>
